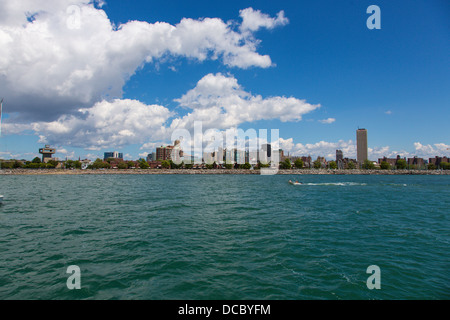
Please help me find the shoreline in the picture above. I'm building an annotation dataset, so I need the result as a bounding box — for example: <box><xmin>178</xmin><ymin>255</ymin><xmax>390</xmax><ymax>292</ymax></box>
<box><xmin>1</xmin><ymin>168</ymin><xmax>449</xmax><ymax>175</ymax></box>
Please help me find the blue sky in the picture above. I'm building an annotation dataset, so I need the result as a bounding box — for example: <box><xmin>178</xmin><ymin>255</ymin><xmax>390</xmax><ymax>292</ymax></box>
<box><xmin>0</xmin><ymin>0</ymin><xmax>449</xmax><ymax>161</ymax></box>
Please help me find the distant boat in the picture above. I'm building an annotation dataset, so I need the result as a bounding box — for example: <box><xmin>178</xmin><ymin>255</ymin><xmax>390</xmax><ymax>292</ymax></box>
<box><xmin>289</xmin><ymin>180</ymin><xmax>303</xmax><ymax>185</ymax></box>
<box><xmin>0</xmin><ymin>195</ymin><xmax>3</xmax><ymax>204</ymax></box>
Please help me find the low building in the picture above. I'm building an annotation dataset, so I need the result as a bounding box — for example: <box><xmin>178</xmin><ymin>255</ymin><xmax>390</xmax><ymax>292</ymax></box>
<box><xmin>148</xmin><ymin>161</ymin><xmax>162</xmax><ymax>169</ymax></box>
<box><xmin>407</xmin><ymin>157</ymin><xmax>426</xmax><ymax>168</ymax></box>
<box><xmin>378</xmin><ymin>155</ymin><xmax>406</xmax><ymax>167</ymax></box>
<box><xmin>429</xmin><ymin>156</ymin><xmax>449</xmax><ymax>167</ymax></box>
<box><xmin>301</xmin><ymin>156</ymin><xmax>312</xmax><ymax>168</ymax></box>
<box><xmin>80</xmin><ymin>159</ymin><xmax>92</xmax><ymax>170</ymax></box>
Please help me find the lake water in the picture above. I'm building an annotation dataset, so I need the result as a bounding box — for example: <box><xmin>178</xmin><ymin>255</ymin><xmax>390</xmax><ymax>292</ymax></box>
<box><xmin>0</xmin><ymin>174</ymin><xmax>448</xmax><ymax>299</ymax></box>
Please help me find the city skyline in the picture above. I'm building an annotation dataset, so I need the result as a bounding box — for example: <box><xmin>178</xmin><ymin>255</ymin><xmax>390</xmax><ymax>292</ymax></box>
<box><xmin>0</xmin><ymin>1</ymin><xmax>449</xmax><ymax>162</ymax></box>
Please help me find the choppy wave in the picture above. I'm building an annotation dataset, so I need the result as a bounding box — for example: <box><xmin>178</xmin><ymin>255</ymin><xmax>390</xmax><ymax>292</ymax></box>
<box><xmin>0</xmin><ymin>174</ymin><xmax>448</xmax><ymax>300</ymax></box>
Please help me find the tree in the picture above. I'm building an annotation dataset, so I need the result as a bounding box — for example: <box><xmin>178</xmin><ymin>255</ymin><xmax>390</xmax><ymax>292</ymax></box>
<box><xmin>225</xmin><ymin>163</ymin><xmax>233</xmax><ymax>170</ymax></box>
<box><xmin>441</xmin><ymin>162</ymin><xmax>450</xmax><ymax>170</ymax></box>
<box><xmin>161</xmin><ymin>160</ymin><xmax>170</xmax><ymax>169</ymax></box>
<box><xmin>242</xmin><ymin>162</ymin><xmax>252</xmax><ymax>169</ymax></box>
<box><xmin>169</xmin><ymin>160</ymin><xmax>184</xmax><ymax>169</ymax></box>
<box><xmin>294</xmin><ymin>159</ymin><xmax>304</xmax><ymax>169</ymax></box>
<box><xmin>13</xmin><ymin>160</ymin><xmax>24</xmax><ymax>169</ymax></box>
<box><xmin>26</xmin><ymin>162</ymin><xmax>40</xmax><ymax>169</ymax></box>
<box><xmin>328</xmin><ymin>161</ymin><xmax>338</xmax><ymax>169</ymax></box>
<box><xmin>380</xmin><ymin>161</ymin><xmax>391</xmax><ymax>170</ymax></box>
<box><xmin>65</xmin><ymin>160</ymin><xmax>74</xmax><ymax>169</ymax></box>
<box><xmin>127</xmin><ymin>161</ymin><xmax>135</xmax><ymax>169</ymax></box>
<box><xmin>396</xmin><ymin>159</ymin><xmax>407</xmax><ymax>170</ymax></box>
<box><xmin>117</xmin><ymin>162</ymin><xmax>127</xmax><ymax>169</ymax></box>
<box><xmin>279</xmin><ymin>158</ymin><xmax>291</xmax><ymax>169</ymax></box>
<box><xmin>47</xmin><ymin>160</ymin><xmax>59</xmax><ymax>168</ymax></box>
<box><xmin>185</xmin><ymin>163</ymin><xmax>193</xmax><ymax>169</ymax></box>
<box><xmin>32</xmin><ymin>157</ymin><xmax>41</xmax><ymax>164</ymax></box>
<box><xmin>313</xmin><ymin>159</ymin><xmax>322</xmax><ymax>169</ymax></box>
<box><xmin>257</xmin><ymin>161</ymin><xmax>270</xmax><ymax>169</ymax></box>
<box><xmin>427</xmin><ymin>163</ymin><xmax>436</xmax><ymax>170</ymax></box>
<box><xmin>138</xmin><ymin>159</ymin><xmax>149</xmax><ymax>169</ymax></box>
<box><xmin>92</xmin><ymin>158</ymin><xmax>110</xmax><ymax>169</ymax></box>
<box><xmin>0</xmin><ymin>161</ymin><xmax>13</xmax><ymax>169</ymax></box>
<box><xmin>362</xmin><ymin>159</ymin><xmax>375</xmax><ymax>170</ymax></box>
<box><xmin>347</xmin><ymin>162</ymin><xmax>356</xmax><ymax>170</ymax></box>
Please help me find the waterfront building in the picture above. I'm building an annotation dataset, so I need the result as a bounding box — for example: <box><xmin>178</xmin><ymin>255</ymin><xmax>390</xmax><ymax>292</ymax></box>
<box><xmin>104</xmin><ymin>151</ymin><xmax>123</xmax><ymax>161</ymax></box>
<box><xmin>303</xmin><ymin>156</ymin><xmax>312</xmax><ymax>168</ymax></box>
<box><xmin>235</xmin><ymin>149</ymin><xmax>245</xmax><ymax>165</ymax></box>
<box><xmin>262</xmin><ymin>144</ymin><xmax>271</xmax><ymax>158</ymax></box>
<box><xmin>277</xmin><ymin>149</ymin><xmax>285</xmax><ymax>162</ymax></box>
<box><xmin>217</xmin><ymin>147</ymin><xmax>224</xmax><ymax>164</ymax></box>
<box><xmin>156</xmin><ymin>140</ymin><xmax>183</xmax><ymax>162</ymax></box>
<box><xmin>80</xmin><ymin>159</ymin><xmax>92</xmax><ymax>170</ymax></box>
<box><xmin>247</xmin><ymin>150</ymin><xmax>258</xmax><ymax>164</ymax></box>
<box><xmin>146</xmin><ymin>152</ymin><xmax>157</xmax><ymax>163</ymax></box>
<box><xmin>378</xmin><ymin>155</ymin><xmax>406</xmax><ymax>167</ymax></box>
<box><xmin>156</xmin><ymin>145</ymin><xmax>174</xmax><ymax>161</ymax></box>
<box><xmin>407</xmin><ymin>157</ymin><xmax>426</xmax><ymax>168</ymax></box>
<box><xmin>429</xmin><ymin>156</ymin><xmax>448</xmax><ymax>166</ymax></box>
<box><xmin>148</xmin><ymin>161</ymin><xmax>162</xmax><ymax>169</ymax></box>
<box><xmin>356</xmin><ymin>129</ymin><xmax>368</xmax><ymax>165</ymax></box>
<box><xmin>39</xmin><ymin>145</ymin><xmax>56</xmax><ymax>163</ymax></box>
<box><xmin>224</xmin><ymin>149</ymin><xmax>234</xmax><ymax>164</ymax></box>
<box><xmin>316</xmin><ymin>156</ymin><xmax>327</xmax><ymax>168</ymax></box>
<box><xmin>336</xmin><ymin>150</ymin><xmax>344</xmax><ymax>169</ymax></box>
<box><xmin>343</xmin><ymin>158</ymin><xmax>357</xmax><ymax>169</ymax></box>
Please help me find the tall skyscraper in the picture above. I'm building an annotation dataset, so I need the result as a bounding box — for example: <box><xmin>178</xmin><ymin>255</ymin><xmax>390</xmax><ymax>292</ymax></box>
<box><xmin>356</xmin><ymin>129</ymin><xmax>368</xmax><ymax>165</ymax></box>
<box><xmin>336</xmin><ymin>150</ymin><xmax>344</xmax><ymax>169</ymax></box>
<box><xmin>336</xmin><ymin>150</ymin><xmax>343</xmax><ymax>162</ymax></box>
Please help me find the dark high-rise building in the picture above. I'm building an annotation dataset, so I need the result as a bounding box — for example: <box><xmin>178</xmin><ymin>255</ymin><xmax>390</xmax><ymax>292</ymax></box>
<box><xmin>336</xmin><ymin>150</ymin><xmax>344</xmax><ymax>169</ymax></box>
<box><xmin>336</xmin><ymin>150</ymin><xmax>343</xmax><ymax>162</ymax></box>
<box><xmin>356</xmin><ymin>129</ymin><xmax>368</xmax><ymax>165</ymax></box>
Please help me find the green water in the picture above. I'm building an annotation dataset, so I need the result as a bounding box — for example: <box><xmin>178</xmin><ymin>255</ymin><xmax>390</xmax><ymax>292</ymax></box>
<box><xmin>0</xmin><ymin>174</ymin><xmax>448</xmax><ymax>299</ymax></box>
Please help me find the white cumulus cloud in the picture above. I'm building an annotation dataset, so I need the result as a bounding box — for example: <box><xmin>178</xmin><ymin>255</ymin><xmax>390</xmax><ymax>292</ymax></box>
<box><xmin>318</xmin><ymin>118</ymin><xmax>336</xmax><ymax>124</ymax></box>
<box><xmin>239</xmin><ymin>8</ymin><xmax>289</xmax><ymax>33</ymax></box>
<box><xmin>26</xmin><ymin>73</ymin><xmax>321</xmax><ymax>151</ymax></box>
<box><xmin>172</xmin><ymin>73</ymin><xmax>320</xmax><ymax>130</ymax></box>
<box><xmin>32</xmin><ymin>99</ymin><xmax>173</xmax><ymax>150</ymax></box>
<box><xmin>0</xmin><ymin>2</ymin><xmax>287</xmax><ymax>121</ymax></box>
<box><xmin>413</xmin><ymin>142</ymin><xmax>449</xmax><ymax>158</ymax></box>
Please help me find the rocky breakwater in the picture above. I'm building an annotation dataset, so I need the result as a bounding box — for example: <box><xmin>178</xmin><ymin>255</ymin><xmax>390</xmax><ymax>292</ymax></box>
<box><xmin>1</xmin><ymin>168</ymin><xmax>449</xmax><ymax>175</ymax></box>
